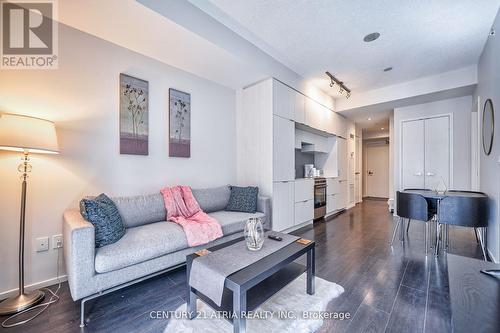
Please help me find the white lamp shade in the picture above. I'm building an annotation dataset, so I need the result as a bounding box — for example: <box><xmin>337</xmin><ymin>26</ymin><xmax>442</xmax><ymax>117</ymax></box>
<box><xmin>0</xmin><ymin>113</ymin><xmax>59</xmax><ymax>154</ymax></box>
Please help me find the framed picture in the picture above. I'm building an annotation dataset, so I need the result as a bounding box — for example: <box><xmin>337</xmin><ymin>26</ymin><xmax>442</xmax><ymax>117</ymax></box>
<box><xmin>169</xmin><ymin>88</ymin><xmax>191</xmax><ymax>157</ymax></box>
<box><xmin>119</xmin><ymin>73</ymin><xmax>149</xmax><ymax>155</ymax></box>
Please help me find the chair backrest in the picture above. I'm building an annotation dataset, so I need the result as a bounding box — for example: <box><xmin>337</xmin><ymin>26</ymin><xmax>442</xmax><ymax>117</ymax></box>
<box><xmin>448</xmin><ymin>190</ymin><xmax>487</xmax><ymax>195</ymax></box>
<box><xmin>402</xmin><ymin>188</ymin><xmax>437</xmax><ymax>212</ymax></box>
<box><xmin>396</xmin><ymin>191</ymin><xmax>430</xmax><ymax>221</ymax></box>
<box><xmin>438</xmin><ymin>196</ymin><xmax>488</xmax><ymax>227</ymax></box>
<box><xmin>403</xmin><ymin>188</ymin><xmax>432</xmax><ymax>191</ymax></box>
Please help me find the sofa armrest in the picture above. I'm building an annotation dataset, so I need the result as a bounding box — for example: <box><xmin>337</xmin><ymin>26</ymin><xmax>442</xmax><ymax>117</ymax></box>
<box><xmin>257</xmin><ymin>195</ymin><xmax>272</xmax><ymax>230</ymax></box>
<box><xmin>63</xmin><ymin>209</ymin><xmax>95</xmax><ymax>300</ymax></box>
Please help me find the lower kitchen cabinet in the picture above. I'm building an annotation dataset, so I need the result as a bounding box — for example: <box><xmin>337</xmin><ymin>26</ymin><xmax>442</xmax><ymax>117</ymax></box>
<box><xmin>272</xmin><ymin>181</ymin><xmax>295</xmax><ymax>231</ymax></box>
<box><xmin>294</xmin><ymin>199</ymin><xmax>314</xmax><ymax>225</ymax></box>
<box><xmin>326</xmin><ymin>194</ymin><xmax>337</xmax><ymax>214</ymax></box>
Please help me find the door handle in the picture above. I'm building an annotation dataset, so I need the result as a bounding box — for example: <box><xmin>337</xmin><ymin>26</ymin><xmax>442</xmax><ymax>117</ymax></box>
<box><xmin>414</xmin><ymin>172</ymin><xmax>422</xmax><ymax>176</ymax></box>
<box><xmin>426</xmin><ymin>172</ymin><xmax>435</xmax><ymax>176</ymax></box>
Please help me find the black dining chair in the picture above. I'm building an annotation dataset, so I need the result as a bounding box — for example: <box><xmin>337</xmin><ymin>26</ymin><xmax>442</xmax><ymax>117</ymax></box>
<box><xmin>402</xmin><ymin>189</ymin><xmax>435</xmax><ymax>233</ymax></box>
<box><xmin>392</xmin><ymin>191</ymin><xmax>434</xmax><ymax>253</ymax></box>
<box><xmin>438</xmin><ymin>193</ymin><xmax>488</xmax><ymax>260</ymax></box>
<box><xmin>448</xmin><ymin>190</ymin><xmax>487</xmax><ymax>246</ymax></box>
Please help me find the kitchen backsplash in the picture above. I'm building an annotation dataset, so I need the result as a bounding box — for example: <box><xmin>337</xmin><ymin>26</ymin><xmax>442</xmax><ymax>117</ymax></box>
<box><xmin>295</xmin><ymin>149</ymin><xmax>314</xmax><ymax>178</ymax></box>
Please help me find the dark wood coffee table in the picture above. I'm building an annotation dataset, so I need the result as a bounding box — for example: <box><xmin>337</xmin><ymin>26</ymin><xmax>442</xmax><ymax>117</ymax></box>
<box><xmin>186</xmin><ymin>237</ymin><xmax>315</xmax><ymax>333</ymax></box>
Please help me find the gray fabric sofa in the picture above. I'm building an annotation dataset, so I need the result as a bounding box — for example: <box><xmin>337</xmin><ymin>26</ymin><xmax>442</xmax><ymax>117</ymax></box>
<box><xmin>63</xmin><ymin>186</ymin><xmax>271</xmax><ymax>302</ymax></box>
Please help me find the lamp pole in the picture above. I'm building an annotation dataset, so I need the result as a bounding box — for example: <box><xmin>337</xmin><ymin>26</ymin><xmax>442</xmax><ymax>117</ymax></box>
<box><xmin>0</xmin><ymin>151</ymin><xmax>45</xmax><ymax>315</ymax></box>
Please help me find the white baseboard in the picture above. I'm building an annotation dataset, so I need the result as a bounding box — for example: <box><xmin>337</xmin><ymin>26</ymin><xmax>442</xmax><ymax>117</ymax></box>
<box><xmin>284</xmin><ymin>220</ymin><xmax>313</xmax><ymax>233</ymax></box>
<box><xmin>487</xmin><ymin>248</ymin><xmax>499</xmax><ymax>263</ymax></box>
<box><xmin>0</xmin><ymin>275</ymin><xmax>67</xmax><ymax>300</ymax></box>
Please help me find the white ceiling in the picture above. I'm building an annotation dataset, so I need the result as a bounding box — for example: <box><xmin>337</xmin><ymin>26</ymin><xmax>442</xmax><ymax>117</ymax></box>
<box><xmin>193</xmin><ymin>0</ymin><xmax>500</xmax><ymax>97</ymax></box>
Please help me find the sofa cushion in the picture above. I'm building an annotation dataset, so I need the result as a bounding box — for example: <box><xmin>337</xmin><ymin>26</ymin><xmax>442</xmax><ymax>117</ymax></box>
<box><xmin>192</xmin><ymin>186</ymin><xmax>231</xmax><ymax>213</ymax></box>
<box><xmin>80</xmin><ymin>194</ymin><xmax>126</xmax><ymax>248</ymax></box>
<box><xmin>208</xmin><ymin>210</ymin><xmax>265</xmax><ymax>236</ymax></box>
<box><xmin>95</xmin><ymin>221</ymin><xmax>188</xmax><ymax>273</ymax></box>
<box><xmin>112</xmin><ymin>193</ymin><xmax>166</xmax><ymax>228</ymax></box>
<box><xmin>95</xmin><ymin>210</ymin><xmax>265</xmax><ymax>273</ymax></box>
<box><xmin>226</xmin><ymin>186</ymin><xmax>259</xmax><ymax>213</ymax></box>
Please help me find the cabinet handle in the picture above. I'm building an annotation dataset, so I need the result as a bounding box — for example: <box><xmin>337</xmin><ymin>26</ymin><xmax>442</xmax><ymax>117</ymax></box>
<box><xmin>414</xmin><ymin>172</ymin><xmax>422</xmax><ymax>176</ymax></box>
<box><xmin>426</xmin><ymin>172</ymin><xmax>435</xmax><ymax>176</ymax></box>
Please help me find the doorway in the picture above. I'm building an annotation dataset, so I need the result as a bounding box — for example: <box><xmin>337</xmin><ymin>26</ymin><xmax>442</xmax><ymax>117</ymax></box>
<box><xmin>365</xmin><ymin>142</ymin><xmax>389</xmax><ymax>198</ymax></box>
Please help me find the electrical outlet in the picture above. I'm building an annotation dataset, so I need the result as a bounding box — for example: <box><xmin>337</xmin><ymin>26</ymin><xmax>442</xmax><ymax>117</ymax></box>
<box><xmin>52</xmin><ymin>234</ymin><xmax>63</xmax><ymax>249</ymax></box>
<box><xmin>36</xmin><ymin>237</ymin><xmax>49</xmax><ymax>252</ymax></box>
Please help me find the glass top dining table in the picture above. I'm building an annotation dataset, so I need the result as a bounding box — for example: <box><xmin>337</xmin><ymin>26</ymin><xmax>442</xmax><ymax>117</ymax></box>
<box><xmin>402</xmin><ymin>190</ymin><xmax>487</xmax><ymax>200</ymax></box>
<box><xmin>400</xmin><ymin>189</ymin><xmax>487</xmax><ymax>256</ymax></box>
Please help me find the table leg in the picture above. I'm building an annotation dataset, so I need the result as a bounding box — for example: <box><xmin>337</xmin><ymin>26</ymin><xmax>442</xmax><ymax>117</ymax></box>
<box><xmin>434</xmin><ymin>223</ymin><xmax>441</xmax><ymax>256</ymax></box>
<box><xmin>188</xmin><ymin>287</ymin><xmax>197</xmax><ymax>319</ymax></box>
<box><xmin>307</xmin><ymin>246</ymin><xmax>315</xmax><ymax>295</ymax></box>
<box><xmin>233</xmin><ymin>287</ymin><xmax>247</xmax><ymax>333</ymax></box>
<box><xmin>424</xmin><ymin>221</ymin><xmax>428</xmax><ymax>254</ymax></box>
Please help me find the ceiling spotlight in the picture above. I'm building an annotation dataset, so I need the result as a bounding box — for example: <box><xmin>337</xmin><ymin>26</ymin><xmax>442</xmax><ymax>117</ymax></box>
<box><xmin>381</xmin><ymin>127</ymin><xmax>385</xmax><ymax>130</ymax></box>
<box><xmin>363</xmin><ymin>32</ymin><xmax>380</xmax><ymax>42</ymax></box>
<box><xmin>368</xmin><ymin>117</ymin><xmax>372</xmax><ymax>121</ymax></box>
<box><xmin>326</xmin><ymin>71</ymin><xmax>351</xmax><ymax>99</ymax></box>
<box><xmin>383</xmin><ymin>67</ymin><xmax>393</xmax><ymax>72</ymax></box>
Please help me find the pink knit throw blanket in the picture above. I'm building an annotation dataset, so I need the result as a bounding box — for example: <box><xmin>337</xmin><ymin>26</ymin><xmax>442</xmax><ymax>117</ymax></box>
<box><xmin>160</xmin><ymin>186</ymin><xmax>223</xmax><ymax>247</ymax></box>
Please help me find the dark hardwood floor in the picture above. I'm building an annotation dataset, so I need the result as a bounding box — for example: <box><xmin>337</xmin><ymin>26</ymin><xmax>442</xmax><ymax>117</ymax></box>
<box><xmin>0</xmin><ymin>199</ymin><xmax>483</xmax><ymax>333</ymax></box>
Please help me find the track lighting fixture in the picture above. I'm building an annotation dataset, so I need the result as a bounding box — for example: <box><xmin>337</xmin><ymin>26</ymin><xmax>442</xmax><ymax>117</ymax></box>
<box><xmin>326</xmin><ymin>71</ymin><xmax>351</xmax><ymax>99</ymax></box>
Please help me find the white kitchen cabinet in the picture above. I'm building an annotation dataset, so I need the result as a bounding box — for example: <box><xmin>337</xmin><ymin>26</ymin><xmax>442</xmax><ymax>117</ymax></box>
<box><xmin>337</xmin><ymin>180</ymin><xmax>348</xmax><ymax>209</ymax></box>
<box><xmin>273</xmin><ymin>80</ymin><xmax>294</xmax><ymax>120</ymax></box>
<box><xmin>273</xmin><ymin>115</ymin><xmax>295</xmax><ymax>181</ymax></box>
<box><xmin>326</xmin><ymin>178</ymin><xmax>340</xmax><ymax>195</ymax></box>
<box><xmin>294</xmin><ymin>178</ymin><xmax>314</xmax><ymax>202</ymax></box>
<box><xmin>294</xmin><ymin>92</ymin><xmax>306</xmax><ymax>124</ymax></box>
<box><xmin>326</xmin><ymin>194</ymin><xmax>338</xmax><ymax>214</ymax></box>
<box><xmin>337</xmin><ymin>138</ymin><xmax>348</xmax><ymax>180</ymax></box>
<box><xmin>272</xmin><ymin>181</ymin><xmax>295</xmax><ymax>231</ymax></box>
<box><xmin>294</xmin><ymin>199</ymin><xmax>314</xmax><ymax>225</ymax></box>
<box><xmin>296</xmin><ymin>129</ymin><xmax>330</xmax><ymax>153</ymax></box>
<box><xmin>334</xmin><ymin>113</ymin><xmax>347</xmax><ymax>138</ymax></box>
<box><xmin>305</xmin><ymin>98</ymin><xmax>324</xmax><ymax>131</ymax></box>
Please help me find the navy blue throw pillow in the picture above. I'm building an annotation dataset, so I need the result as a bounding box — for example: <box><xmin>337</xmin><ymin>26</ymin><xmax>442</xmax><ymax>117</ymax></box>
<box><xmin>80</xmin><ymin>194</ymin><xmax>126</xmax><ymax>248</ymax></box>
<box><xmin>226</xmin><ymin>186</ymin><xmax>259</xmax><ymax>213</ymax></box>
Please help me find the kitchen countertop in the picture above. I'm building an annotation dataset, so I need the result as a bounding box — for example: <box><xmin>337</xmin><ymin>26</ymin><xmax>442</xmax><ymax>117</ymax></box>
<box><xmin>295</xmin><ymin>176</ymin><xmax>339</xmax><ymax>180</ymax></box>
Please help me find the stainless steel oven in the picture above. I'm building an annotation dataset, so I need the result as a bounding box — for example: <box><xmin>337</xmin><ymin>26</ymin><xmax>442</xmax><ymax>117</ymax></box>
<box><xmin>314</xmin><ymin>177</ymin><xmax>327</xmax><ymax>219</ymax></box>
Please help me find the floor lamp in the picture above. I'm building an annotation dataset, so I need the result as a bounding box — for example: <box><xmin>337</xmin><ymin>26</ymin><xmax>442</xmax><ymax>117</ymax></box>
<box><xmin>0</xmin><ymin>113</ymin><xmax>59</xmax><ymax>315</ymax></box>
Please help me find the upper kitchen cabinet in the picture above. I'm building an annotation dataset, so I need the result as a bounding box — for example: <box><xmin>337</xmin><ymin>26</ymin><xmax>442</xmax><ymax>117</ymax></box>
<box><xmin>273</xmin><ymin>80</ymin><xmax>295</xmax><ymax>120</ymax></box>
<box><xmin>334</xmin><ymin>112</ymin><xmax>347</xmax><ymax>138</ymax></box>
<box><xmin>305</xmin><ymin>97</ymin><xmax>325</xmax><ymax>131</ymax></box>
<box><xmin>273</xmin><ymin>115</ymin><xmax>295</xmax><ymax>181</ymax></box>
<box><xmin>294</xmin><ymin>91</ymin><xmax>306</xmax><ymax>124</ymax></box>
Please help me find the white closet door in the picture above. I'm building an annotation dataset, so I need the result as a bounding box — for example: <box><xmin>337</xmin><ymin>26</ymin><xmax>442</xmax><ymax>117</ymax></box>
<box><xmin>401</xmin><ymin>120</ymin><xmax>425</xmax><ymax>189</ymax></box>
<box><xmin>273</xmin><ymin>115</ymin><xmax>295</xmax><ymax>181</ymax></box>
<box><xmin>424</xmin><ymin>116</ymin><xmax>450</xmax><ymax>190</ymax></box>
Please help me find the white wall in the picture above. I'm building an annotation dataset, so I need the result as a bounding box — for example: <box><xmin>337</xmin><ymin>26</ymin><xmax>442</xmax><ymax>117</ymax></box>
<box><xmin>393</xmin><ymin>95</ymin><xmax>473</xmax><ymax>193</ymax></box>
<box><xmin>389</xmin><ymin>112</ymin><xmax>395</xmax><ymax>202</ymax></box>
<box><xmin>475</xmin><ymin>10</ymin><xmax>500</xmax><ymax>262</ymax></box>
<box><xmin>0</xmin><ymin>24</ymin><xmax>237</xmax><ymax>294</ymax></box>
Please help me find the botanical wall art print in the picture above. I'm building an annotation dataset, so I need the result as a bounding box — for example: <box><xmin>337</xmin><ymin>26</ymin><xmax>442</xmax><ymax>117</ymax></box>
<box><xmin>169</xmin><ymin>88</ymin><xmax>191</xmax><ymax>157</ymax></box>
<box><xmin>120</xmin><ymin>73</ymin><xmax>149</xmax><ymax>155</ymax></box>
